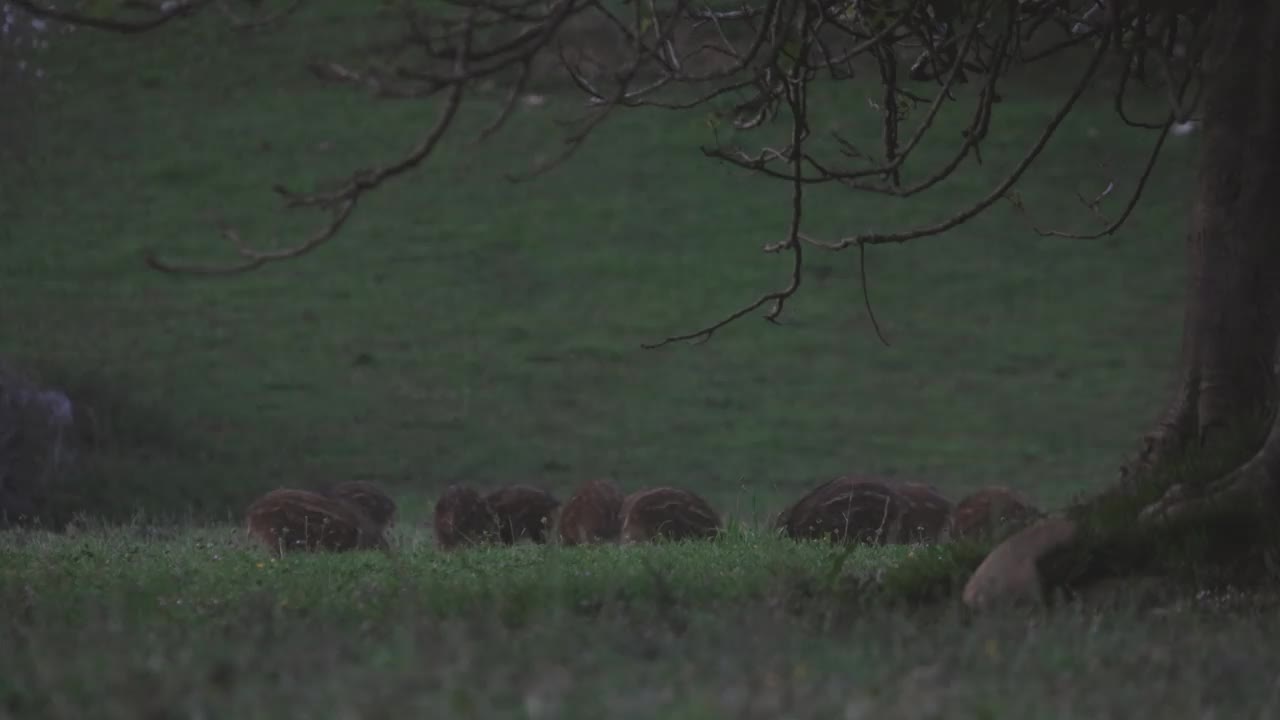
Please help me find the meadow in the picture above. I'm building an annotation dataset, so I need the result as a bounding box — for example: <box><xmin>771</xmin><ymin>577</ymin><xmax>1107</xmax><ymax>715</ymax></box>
<box><xmin>1</xmin><ymin>2</ymin><xmax>1253</xmax><ymax>717</ymax></box>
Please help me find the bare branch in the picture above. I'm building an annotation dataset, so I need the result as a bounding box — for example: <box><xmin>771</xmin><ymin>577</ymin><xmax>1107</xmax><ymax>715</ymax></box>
<box><xmin>1023</xmin><ymin>25</ymin><xmax>1204</xmax><ymax>240</ymax></box>
<box><xmin>98</xmin><ymin>0</ymin><xmax>1198</xmax><ymax>356</ymax></box>
<box><xmin>144</xmin><ymin>43</ymin><xmax>470</xmax><ymax>275</ymax></box>
<box><xmin>719</xmin><ymin>2</ymin><xmax>1010</xmax><ymax>200</ymax></box>
<box><xmin>1025</xmin><ymin>120</ymin><xmax>1171</xmax><ymax>240</ymax></box>
<box><xmin>307</xmin><ymin>61</ymin><xmax>439</xmax><ymax>99</ymax></box>
<box><xmin>643</xmin><ymin>6</ymin><xmax>814</xmax><ymax>349</ymax></box>
<box><xmin>7</xmin><ymin>0</ymin><xmax>214</xmax><ymax>33</ymax></box>
<box><xmin>875</xmin><ymin>43</ymin><xmax>902</xmax><ymax>187</ymax></box>
<box><xmin>144</xmin><ymin>201</ymin><xmax>356</xmax><ymax>275</ymax></box>
<box><xmin>215</xmin><ymin>0</ymin><xmax>305</xmax><ymax>31</ymax></box>
<box><xmin>474</xmin><ymin>59</ymin><xmax>534</xmax><ymax>143</ymax></box>
<box><xmin>505</xmin><ymin>0</ymin><xmax>701</xmax><ymax>181</ymax></box>
<box><xmin>503</xmin><ymin>105</ymin><xmax>614</xmax><ymax>182</ymax></box>
<box><xmin>1017</xmin><ymin>23</ymin><xmax>1100</xmax><ymax>63</ymax></box>
<box><xmin>1113</xmin><ymin>42</ymin><xmax>1166</xmax><ymax>130</ymax></box>
<box><xmin>1078</xmin><ymin>181</ymin><xmax>1117</xmax><ymax>218</ymax></box>
<box><xmin>807</xmin><ymin>20</ymin><xmax>1111</xmax><ymax>250</ymax></box>
<box><xmin>859</xmin><ymin>242</ymin><xmax>890</xmax><ymax>347</ymax></box>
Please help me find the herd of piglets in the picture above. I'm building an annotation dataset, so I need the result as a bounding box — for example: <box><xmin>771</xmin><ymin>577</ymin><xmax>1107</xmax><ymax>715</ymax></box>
<box><xmin>244</xmin><ymin>475</ymin><xmax>1041</xmax><ymax>556</ymax></box>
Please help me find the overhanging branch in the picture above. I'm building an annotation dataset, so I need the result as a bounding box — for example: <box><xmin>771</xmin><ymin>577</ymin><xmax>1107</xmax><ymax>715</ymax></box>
<box><xmin>144</xmin><ymin>41</ymin><xmax>470</xmax><ymax>275</ymax></box>
<box><xmin>70</xmin><ymin>0</ymin><xmax>1201</xmax><ymax>354</ymax></box>
<box><xmin>8</xmin><ymin>0</ymin><xmax>215</xmax><ymax>33</ymax></box>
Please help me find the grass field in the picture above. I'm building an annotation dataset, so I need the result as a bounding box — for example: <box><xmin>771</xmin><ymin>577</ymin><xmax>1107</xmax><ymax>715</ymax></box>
<box><xmin>0</xmin><ymin>2</ymin><xmax>1248</xmax><ymax>717</ymax></box>
<box><xmin>6</xmin><ymin>527</ymin><xmax>1280</xmax><ymax>718</ymax></box>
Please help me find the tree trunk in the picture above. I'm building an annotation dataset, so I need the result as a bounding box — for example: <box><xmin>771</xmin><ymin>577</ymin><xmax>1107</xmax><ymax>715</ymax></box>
<box><xmin>957</xmin><ymin>2</ymin><xmax>1280</xmax><ymax>606</ymax></box>
<box><xmin>1119</xmin><ymin>0</ymin><xmax>1280</xmax><ymax>495</ymax></box>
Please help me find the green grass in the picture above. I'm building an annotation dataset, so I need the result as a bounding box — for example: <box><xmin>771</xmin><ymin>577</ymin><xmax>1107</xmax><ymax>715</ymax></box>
<box><xmin>5</xmin><ymin>528</ymin><xmax>1280</xmax><ymax>719</ymax></box>
<box><xmin>0</xmin><ymin>526</ymin><xmax>888</xmax><ymax>621</ymax></box>
<box><xmin>0</xmin><ymin>2</ymin><xmax>1243</xmax><ymax>716</ymax></box>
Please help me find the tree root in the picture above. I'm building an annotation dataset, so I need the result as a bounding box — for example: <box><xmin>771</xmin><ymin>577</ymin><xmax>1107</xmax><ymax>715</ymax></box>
<box><xmin>958</xmin><ymin>359</ymin><xmax>1280</xmax><ymax>610</ymax></box>
<box><xmin>1118</xmin><ymin>402</ymin><xmax>1199</xmax><ymax>485</ymax></box>
<box><xmin>1139</xmin><ymin>449</ymin><xmax>1280</xmax><ymax>523</ymax></box>
<box><xmin>964</xmin><ymin>431</ymin><xmax>1280</xmax><ymax>611</ymax></box>
<box><xmin>1081</xmin><ymin>384</ymin><xmax>1274</xmax><ymax>530</ymax></box>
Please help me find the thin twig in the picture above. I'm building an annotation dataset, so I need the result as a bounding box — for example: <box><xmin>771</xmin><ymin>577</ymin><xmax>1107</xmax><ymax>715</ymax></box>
<box><xmin>859</xmin><ymin>243</ymin><xmax>890</xmax><ymax>346</ymax></box>
<box><xmin>215</xmin><ymin>0</ymin><xmax>305</xmax><ymax>31</ymax></box>
<box><xmin>8</xmin><ymin>0</ymin><xmax>214</xmax><ymax>33</ymax></box>
<box><xmin>144</xmin><ymin>22</ymin><xmax>473</xmax><ymax>275</ymax></box>
<box><xmin>643</xmin><ymin>8</ymin><xmax>814</xmax><ymax>349</ymax></box>
<box><xmin>808</xmin><ymin>28</ymin><xmax>1111</xmax><ymax>250</ymax></box>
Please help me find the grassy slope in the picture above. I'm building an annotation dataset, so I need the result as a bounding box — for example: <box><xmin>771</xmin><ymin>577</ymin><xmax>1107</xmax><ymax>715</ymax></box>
<box><xmin>1</xmin><ymin>4</ymin><xmax>1243</xmax><ymax>718</ymax></box>
<box><xmin>3</xmin><ymin>2</ymin><xmax>1191</xmax><ymax>522</ymax></box>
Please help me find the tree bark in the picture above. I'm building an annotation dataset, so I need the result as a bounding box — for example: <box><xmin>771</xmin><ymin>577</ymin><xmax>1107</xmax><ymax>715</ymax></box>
<box><xmin>948</xmin><ymin>2</ymin><xmax>1280</xmax><ymax>605</ymax></box>
<box><xmin>1119</xmin><ymin>0</ymin><xmax>1280</xmax><ymax>491</ymax></box>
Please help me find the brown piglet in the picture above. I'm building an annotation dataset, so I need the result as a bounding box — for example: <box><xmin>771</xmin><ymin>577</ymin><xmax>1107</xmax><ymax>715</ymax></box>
<box><xmin>620</xmin><ymin>487</ymin><xmax>721</xmax><ymax>544</ymax></box>
<box><xmin>245</xmin><ymin>489</ymin><xmax>389</xmax><ymax>557</ymax></box>
<box><xmin>559</xmin><ymin>478</ymin><xmax>625</xmax><ymax>546</ymax></box>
